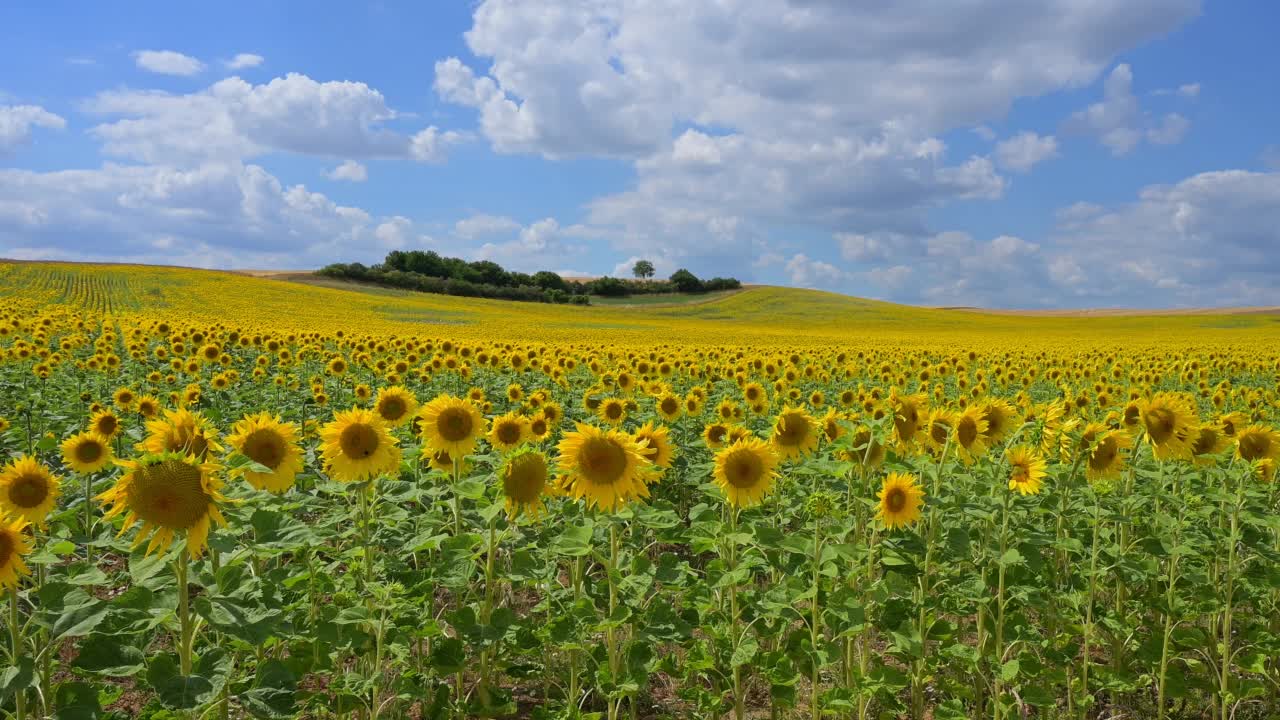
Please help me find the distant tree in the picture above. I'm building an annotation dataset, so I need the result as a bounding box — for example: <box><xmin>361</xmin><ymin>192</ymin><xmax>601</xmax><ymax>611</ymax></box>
<box><xmin>632</xmin><ymin>259</ymin><xmax>656</xmax><ymax>280</ymax></box>
<box><xmin>669</xmin><ymin>268</ymin><xmax>704</xmax><ymax>293</ymax></box>
<box><xmin>532</xmin><ymin>270</ymin><xmax>568</xmax><ymax>292</ymax></box>
<box><xmin>590</xmin><ymin>276</ymin><xmax>630</xmax><ymax>297</ymax></box>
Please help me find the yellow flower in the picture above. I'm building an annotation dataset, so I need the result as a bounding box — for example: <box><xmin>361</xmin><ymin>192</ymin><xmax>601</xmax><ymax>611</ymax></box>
<box><xmin>952</xmin><ymin>405</ymin><xmax>990</xmax><ymax>464</ymax></box>
<box><xmin>1080</xmin><ymin>422</ymin><xmax>1131</xmax><ymax>483</ymax></box>
<box><xmin>488</xmin><ymin>412</ymin><xmax>531</xmax><ymax>453</ymax></box>
<box><xmin>597</xmin><ymin>397</ymin><xmax>627</xmax><ymax>426</ymax></box>
<box><xmin>319</xmin><ymin>408</ymin><xmax>401</xmax><ymax>482</ymax></box>
<box><xmin>876</xmin><ymin>472</ymin><xmax>925</xmax><ymax>529</ymax></box>
<box><xmin>1140</xmin><ymin>393</ymin><xmax>1197</xmax><ymax>461</ymax></box>
<box><xmin>61</xmin><ymin>432</ymin><xmax>115</xmax><ymax>474</ymax></box>
<box><xmin>89</xmin><ymin>409</ymin><xmax>122</xmax><ymax>439</ymax></box>
<box><xmin>703</xmin><ymin>422</ymin><xmax>731</xmax><ymax>450</ymax></box>
<box><xmin>0</xmin><ymin>517</ymin><xmax>33</xmax><ymax>592</ymax></box>
<box><xmin>890</xmin><ymin>391</ymin><xmax>927</xmax><ymax>447</ymax></box>
<box><xmin>1005</xmin><ymin>445</ymin><xmax>1047</xmax><ymax>496</ymax></box>
<box><xmin>419</xmin><ymin>395</ymin><xmax>485</xmax><ymax>459</ymax></box>
<box><xmin>98</xmin><ymin>453</ymin><xmax>228</xmax><ymax>560</ymax></box>
<box><xmin>500</xmin><ymin>447</ymin><xmax>549</xmax><ymax>520</ymax></box>
<box><xmin>227</xmin><ymin>412</ymin><xmax>303</xmax><ymax>493</ymax></box>
<box><xmin>137</xmin><ymin>408</ymin><xmax>224</xmax><ymax>460</ymax></box>
<box><xmin>0</xmin><ymin>456</ymin><xmax>62</xmax><ymax>526</ymax></box>
<box><xmin>655</xmin><ymin>392</ymin><xmax>683</xmax><ymax>422</ymax></box>
<box><xmin>771</xmin><ymin>406</ymin><xmax>819</xmax><ymax>459</ymax></box>
<box><xmin>1235</xmin><ymin>425</ymin><xmax>1280</xmax><ymax>463</ymax></box>
<box><xmin>374</xmin><ymin>386</ymin><xmax>418</xmax><ymax>427</ymax></box>
<box><xmin>633</xmin><ymin>421</ymin><xmax>675</xmax><ymax>472</ymax></box>
<box><xmin>713</xmin><ymin>437</ymin><xmax>779</xmax><ymax>508</ymax></box>
<box><xmin>556</xmin><ymin>422</ymin><xmax>651</xmax><ymax>511</ymax></box>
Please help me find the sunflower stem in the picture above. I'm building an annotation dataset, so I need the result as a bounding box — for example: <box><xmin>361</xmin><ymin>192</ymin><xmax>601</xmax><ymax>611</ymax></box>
<box><xmin>728</xmin><ymin>507</ymin><xmax>745</xmax><ymax>720</ymax></box>
<box><xmin>177</xmin><ymin>550</ymin><xmax>193</xmax><ymax>676</ymax></box>
<box><xmin>83</xmin><ymin>472</ymin><xmax>95</xmax><ymax>567</ymax></box>
<box><xmin>810</xmin><ymin>508</ymin><xmax>823</xmax><ymax>720</ymax></box>
<box><xmin>606</xmin><ymin>520</ymin><xmax>622</xmax><ymax>720</ymax></box>
<box><xmin>1219</xmin><ymin>470</ymin><xmax>1246</xmax><ymax>720</ymax></box>
<box><xmin>992</xmin><ymin>480</ymin><xmax>1011</xmax><ymax>720</ymax></box>
<box><xmin>10</xmin><ymin>589</ymin><xmax>26</xmax><ymax>720</ymax></box>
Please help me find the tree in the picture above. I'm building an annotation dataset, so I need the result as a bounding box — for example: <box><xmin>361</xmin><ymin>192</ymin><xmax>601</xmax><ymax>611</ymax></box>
<box><xmin>632</xmin><ymin>260</ymin><xmax>656</xmax><ymax>280</ymax></box>
<box><xmin>669</xmin><ymin>268</ymin><xmax>704</xmax><ymax>293</ymax></box>
<box><xmin>532</xmin><ymin>271</ymin><xmax>568</xmax><ymax>292</ymax></box>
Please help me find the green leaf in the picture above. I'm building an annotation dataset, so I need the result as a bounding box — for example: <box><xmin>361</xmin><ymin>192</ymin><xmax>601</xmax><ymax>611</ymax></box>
<box><xmin>999</xmin><ymin>548</ymin><xmax>1025</xmax><ymax>567</ymax></box>
<box><xmin>242</xmin><ymin>660</ymin><xmax>297</xmax><ymax>718</ymax></box>
<box><xmin>551</xmin><ymin>522</ymin><xmax>594</xmax><ymax>557</ymax></box>
<box><xmin>0</xmin><ymin>656</ymin><xmax>36</xmax><ymax>700</ymax></box>
<box><xmin>52</xmin><ymin>681</ymin><xmax>102</xmax><ymax>720</ymax></box>
<box><xmin>51</xmin><ymin>599</ymin><xmax>110</xmax><ymax>640</ymax></box>
<box><xmin>145</xmin><ymin>653</ymin><xmax>217</xmax><ymax>710</ymax></box>
<box><xmin>429</xmin><ymin>638</ymin><xmax>465</xmax><ymax>674</ymax></box>
<box><xmin>194</xmin><ymin>595</ymin><xmax>283</xmax><ymax>645</ymax></box>
<box><xmin>731</xmin><ymin>635</ymin><xmax>759</xmax><ymax>667</ymax></box>
<box><xmin>72</xmin><ymin>635</ymin><xmax>147</xmax><ymax>676</ymax></box>
<box><xmin>1000</xmin><ymin>658</ymin><xmax>1021</xmax><ymax>683</ymax></box>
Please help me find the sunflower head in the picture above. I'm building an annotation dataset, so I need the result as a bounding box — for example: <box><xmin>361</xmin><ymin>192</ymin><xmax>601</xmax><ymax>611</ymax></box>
<box><xmin>1005</xmin><ymin>445</ymin><xmax>1047</xmax><ymax>496</ymax></box>
<box><xmin>488</xmin><ymin>412</ymin><xmax>531</xmax><ymax>453</ymax></box>
<box><xmin>136</xmin><ymin>395</ymin><xmax>162</xmax><ymax>419</ymax></box>
<box><xmin>1140</xmin><ymin>393</ymin><xmax>1196</xmax><ymax>460</ymax></box>
<box><xmin>0</xmin><ymin>456</ymin><xmax>62</xmax><ymax>526</ymax></box>
<box><xmin>374</xmin><ymin>386</ymin><xmax>419</xmax><ymax>427</ymax></box>
<box><xmin>655</xmin><ymin>393</ymin><xmax>683</xmax><ymax>422</ymax></box>
<box><xmin>1080</xmin><ymin>422</ymin><xmax>1132</xmax><ymax>483</ymax></box>
<box><xmin>227</xmin><ymin>412</ymin><xmax>303</xmax><ymax>493</ymax></box>
<box><xmin>98</xmin><ymin>453</ymin><xmax>228</xmax><ymax>559</ymax></box>
<box><xmin>890</xmin><ymin>392</ymin><xmax>927</xmax><ymax>447</ymax></box>
<box><xmin>500</xmin><ymin>447</ymin><xmax>549</xmax><ymax>520</ymax></box>
<box><xmin>556</xmin><ymin>423</ymin><xmax>651</xmax><ymax>511</ymax></box>
<box><xmin>138</xmin><ymin>408</ymin><xmax>224</xmax><ymax>460</ymax></box>
<box><xmin>318</xmin><ymin>407</ymin><xmax>402</xmax><ymax>483</ymax></box>
<box><xmin>953</xmin><ymin>405</ymin><xmax>990</xmax><ymax>463</ymax></box>
<box><xmin>1189</xmin><ymin>425</ymin><xmax>1229</xmax><ymax>465</ymax></box>
<box><xmin>876</xmin><ymin>472</ymin><xmax>925</xmax><ymax>530</ymax></box>
<box><xmin>90</xmin><ymin>409</ymin><xmax>122</xmax><ymax>439</ymax></box>
<box><xmin>713</xmin><ymin>437</ymin><xmax>779</xmax><ymax>508</ymax></box>
<box><xmin>771</xmin><ymin>406</ymin><xmax>819</xmax><ymax>459</ymax></box>
<box><xmin>598</xmin><ymin>398</ymin><xmax>627</xmax><ymax>426</ymax></box>
<box><xmin>418</xmin><ymin>395</ymin><xmax>485</xmax><ymax>459</ymax></box>
<box><xmin>61</xmin><ymin>432</ymin><xmax>115</xmax><ymax>475</ymax></box>
<box><xmin>1235</xmin><ymin>425</ymin><xmax>1280</xmax><ymax>463</ymax></box>
<box><xmin>840</xmin><ymin>426</ymin><xmax>886</xmax><ymax>469</ymax></box>
<box><xmin>0</xmin><ymin>517</ymin><xmax>33</xmax><ymax>591</ymax></box>
<box><xmin>633</xmin><ymin>422</ymin><xmax>675</xmax><ymax>472</ymax></box>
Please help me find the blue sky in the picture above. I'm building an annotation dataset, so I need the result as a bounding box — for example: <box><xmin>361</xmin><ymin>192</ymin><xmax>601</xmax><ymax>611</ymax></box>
<box><xmin>2</xmin><ymin>0</ymin><xmax>1278</xmax><ymax>308</ymax></box>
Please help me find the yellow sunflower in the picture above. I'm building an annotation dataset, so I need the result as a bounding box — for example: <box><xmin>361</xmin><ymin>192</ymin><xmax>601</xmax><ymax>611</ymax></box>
<box><xmin>771</xmin><ymin>406</ymin><xmax>820</xmax><ymax>459</ymax></box>
<box><xmin>1080</xmin><ymin>422</ymin><xmax>1132</xmax><ymax>483</ymax></box>
<box><xmin>713</xmin><ymin>437</ymin><xmax>779</xmax><ymax>508</ymax></box>
<box><xmin>113</xmin><ymin>387</ymin><xmax>136</xmax><ymax>411</ymax></box>
<box><xmin>98</xmin><ymin>453</ymin><xmax>228</xmax><ymax>559</ymax></box>
<box><xmin>841</xmin><ymin>426</ymin><xmax>886</xmax><ymax>470</ymax></box>
<box><xmin>0</xmin><ymin>456</ymin><xmax>62</xmax><ymax>526</ymax></box>
<box><xmin>1005</xmin><ymin>445</ymin><xmax>1047</xmax><ymax>496</ymax></box>
<box><xmin>655</xmin><ymin>392</ymin><xmax>683</xmax><ymax>422</ymax></box>
<box><xmin>226</xmin><ymin>412</ymin><xmax>303</xmax><ymax>493</ymax></box>
<box><xmin>876</xmin><ymin>472</ymin><xmax>925</xmax><ymax>530</ymax></box>
<box><xmin>423</xmin><ymin>447</ymin><xmax>470</xmax><ymax>475</ymax></box>
<box><xmin>499</xmin><ymin>447</ymin><xmax>549</xmax><ymax>520</ymax></box>
<box><xmin>597</xmin><ymin>397</ymin><xmax>627</xmax><ymax>426</ymax></box>
<box><xmin>1218</xmin><ymin>411</ymin><xmax>1249</xmax><ymax>438</ymax></box>
<box><xmin>1140</xmin><ymin>393</ymin><xmax>1197</xmax><ymax>461</ymax></box>
<box><xmin>89</xmin><ymin>409</ymin><xmax>122</xmax><ymax>439</ymax></box>
<box><xmin>319</xmin><ymin>408</ymin><xmax>402</xmax><ymax>482</ymax></box>
<box><xmin>633</xmin><ymin>421</ymin><xmax>676</xmax><ymax>471</ymax></box>
<box><xmin>1189</xmin><ymin>425</ymin><xmax>1229</xmax><ymax>466</ymax></box>
<box><xmin>923</xmin><ymin>409</ymin><xmax>953</xmax><ymax>452</ymax></box>
<box><xmin>528</xmin><ymin>412</ymin><xmax>552</xmax><ymax>441</ymax></box>
<box><xmin>703</xmin><ymin>422</ymin><xmax>731</xmax><ymax>450</ymax></box>
<box><xmin>136</xmin><ymin>395</ymin><xmax>162</xmax><ymax>419</ymax></box>
<box><xmin>0</xmin><ymin>517</ymin><xmax>33</xmax><ymax>591</ymax></box>
<box><xmin>820</xmin><ymin>409</ymin><xmax>847</xmax><ymax>443</ymax></box>
<box><xmin>61</xmin><ymin>432</ymin><xmax>115</xmax><ymax>474</ymax></box>
<box><xmin>980</xmin><ymin>398</ymin><xmax>1021</xmax><ymax>445</ymax></box>
<box><xmin>418</xmin><ymin>395</ymin><xmax>485</xmax><ymax>459</ymax></box>
<box><xmin>374</xmin><ymin>386</ymin><xmax>418</xmax><ymax>427</ymax></box>
<box><xmin>952</xmin><ymin>405</ymin><xmax>990</xmax><ymax>464</ymax></box>
<box><xmin>137</xmin><ymin>408</ymin><xmax>224</xmax><ymax>460</ymax></box>
<box><xmin>890</xmin><ymin>391</ymin><xmax>927</xmax><ymax>447</ymax></box>
<box><xmin>1235</xmin><ymin>425</ymin><xmax>1280</xmax><ymax>463</ymax></box>
<box><xmin>556</xmin><ymin>423</ymin><xmax>651</xmax><ymax>511</ymax></box>
<box><xmin>488</xmin><ymin>412</ymin><xmax>531</xmax><ymax>453</ymax></box>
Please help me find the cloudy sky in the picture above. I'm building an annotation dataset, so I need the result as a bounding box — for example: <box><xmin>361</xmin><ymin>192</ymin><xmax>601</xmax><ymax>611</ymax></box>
<box><xmin>2</xmin><ymin>1</ymin><xmax>1277</xmax><ymax>308</ymax></box>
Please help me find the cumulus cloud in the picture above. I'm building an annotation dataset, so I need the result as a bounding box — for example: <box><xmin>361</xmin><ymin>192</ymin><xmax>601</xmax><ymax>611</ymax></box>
<box><xmin>0</xmin><ymin>105</ymin><xmax>66</xmax><ymax>153</ymax></box>
<box><xmin>785</xmin><ymin>254</ymin><xmax>846</xmax><ymax>288</ymax></box>
<box><xmin>85</xmin><ymin>73</ymin><xmax>463</xmax><ymax>164</ymax></box>
<box><xmin>1066</xmin><ymin>64</ymin><xmax>1193</xmax><ymax>155</ymax></box>
<box><xmin>133</xmin><ymin>50</ymin><xmax>205</xmax><ymax>76</ymax></box>
<box><xmin>225</xmin><ymin>53</ymin><xmax>264</xmax><ymax>70</ymax></box>
<box><xmin>455</xmin><ymin>213</ymin><xmax>520</xmax><ymax>239</ymax></box>
<box><xmin>324</xmin><ymin>160</ymin><xmax>368</xmax><ymax>182</ymax></box>
<box><xmin>994</xmin><ymin>132</ymin><xmax>1059</xmax><ymax>172</ymax></box>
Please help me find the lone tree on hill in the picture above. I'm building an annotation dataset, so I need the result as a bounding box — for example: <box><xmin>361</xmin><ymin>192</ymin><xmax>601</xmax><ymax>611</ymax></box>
<box><xmin>632</xmin><ymin>259</ymin><xmax>655</xmax><ymax>280</ymax></box>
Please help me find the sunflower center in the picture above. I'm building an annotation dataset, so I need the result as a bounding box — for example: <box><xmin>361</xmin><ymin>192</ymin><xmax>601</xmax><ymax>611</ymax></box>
<box><xmin>578</xmin><ymin>437</ymin><xmax>627</xmax><ymax>485</ymax></box>
<box><xmin>1239</xmin><ymin>432</ymin><xmax>1270</xmax><ymax>461</ymax></box>
<box><xmin>724</xmin><ymin>449</ymin><xmax>764</xmax><ymax>489</ymax></box>
<box><xmin>8</xmin><ymin>472</ymin><xmax>50</xmax><ymax>508</ymax></box>
<box><xmin>339</xmin><ymin>423</ymin><xmax>381</xmax><ymax>459</ymax></box>
<box><xmin>128</xmin><ymin>459</ymin><xmax>211</xmax><ymax>530</ymax></box>
<box><xmin>707</xmin><ymin>426</ymin><xmax>727</xmax><ymax>444</ymax></box>
<box><xmin>496</xmin><ymin>421</ymin><xmax>523</xmax><ymax>445</ymax></box>
<box><xmin>957</xmin><ymin>417</ymin><xmax>979</xmax><ymax>448</ymax></box>
<box><xmin>1192</xmin><ymin>428</ymin><xmax>1219</xmax><ymax>456</ymax></box>
<box><xmin>1089</xmin><ymin>438</ymin><xmax>1118</xmax><ymax>471</ymax></box>
<box><xmin>243</xmin><ymin>429</ymin><xmax>286</xmax><ymax>470</ymax></box>
<box><xmin>437</xmin><ymin>408</ymin><xmax>474</xmax><ymax>442</ymax></box>
<box><xmin>884</xmin><ymin>487</ymin><xmax>906</xmax><ymax>513</ymax></box>
<box><xmin>660</xmin><ymin>398</ymin><xmax>679</xmax><ymax>415</ymax></box>
<box><xmin>504</xmin><ymin>454</ymin><xmax>547</xmax><ymax>503</ymax></box>
<box><xmin>1144</xmin><ymin>407</ymin><xmax>1177</xmax><ymax>443</ymax></box>
<box><xmin>605</xmin><ymin>403</ymin><xmax>624</xmax><ymax>420</ymax></box>
<box><xmin>378</xmin><ymin>397</ymin><xmax>407</xmax><ymax>421</ymax></box>
<box><xmin>1011</xmin><ymin>466</ymin><xmax>1030</xmax><ymax>486</ymax></box>
<box><xmin>96</xmin><ymin>417</ymin><xmax>119</xmax><ymax>435</ymax></box>
<box><xmin>75</xmin><ymin>440</ymin><xmax>104</xmax><ymax>464</ymax></box>
<box><xmin>531</xmin><ymin>418</ymin><xmax>548</xmax><ymax>436</ymax></box>
<box><xmin>930</xmin><ymin>421</ymin><xmax>950</xmax><ymax>445</ymax></box>
<box><xmin>0</xmin><ymin>531</ymin><xmax>11</xmax><ymax>565</ymax></box>
<box><xmin>776</xmin><ymin>413</ymin><xmax>810</xmax><ymax>446</ymax></box>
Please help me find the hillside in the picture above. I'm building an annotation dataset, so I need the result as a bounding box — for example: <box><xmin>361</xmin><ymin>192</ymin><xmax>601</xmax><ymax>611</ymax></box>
<box><xmin>2</xmin><ymin>261</ymin><xmax>1278</xmax><ymax>349</ymax></box>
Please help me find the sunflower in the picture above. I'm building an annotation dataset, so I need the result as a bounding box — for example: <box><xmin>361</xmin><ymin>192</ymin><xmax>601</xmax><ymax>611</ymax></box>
<box><xmin>89</xmin><ymin>409</ymin><xmax>122</xmax><ymax>439</ymax></box>
<box><xmin>418</xmin><ymin>395</ymin><xmax>485</xmax><ymax>459</ymax></box>
<box><xmin>923</xmin><ymin>409</ymin><xmax>953</xmax><ymax>452</ymax></box>
<box><xmin>980</xmin><ymin>398</ymin><xmax>1020</xmax><ymax>445</ymax></box>
<box><xmin>1080</xmin><ymin>423</ymin><xmax>1131</xmax><ymax>483</ymax></box>
<box><xmin>1189</xmin><ymin>425</ymin><xmax>1229</xmax><ymax>465</ymax></box>
<box><xmin>820</xmin><ymin>409</ymin><xmax>847</xmax><ymax>443</ymax></box>
<box><xmin>227</xmin><ymin>412</ymin><xmax>303</xmax><ymax>493</ymax></box>
<box><xmin>713</xmin><ymin>437</ymin><xmax>779</xmax><ymax>508</ymax></box>
<box><xmin>99</xmin><ymin>453</ymin><xmax>228</xmax><ymax>559</ymax></box>
<box><xmin>423</xmin><ymin>447</ymin><xmax>470</xmax><ymax>474</ymax></box>
<box><xmin>743</xmin><ymin>382</ymin><xmax>766</xmax><ymax>406</ymax></box>
<box><xmin>61</xmin><ymin>432</ymin><xmax>115</xmax><ymax>474</ymax></box>
<box><xmin>541</xmin><ymin>402</ymin><xmax>563</xmax><ymax>425</ymax></box>
<box><xmin>488</xmin><ymin>412</ymin><xmax>531</xmax><ymax>453</ymax></box>
<box><xmin>528</xmin><ymin>412</ymin><xmax>552</xmax><ymax>441</ymax></box>
<box><xmin>876</xmin><ymin>472</ymin><xmax>925</xmax><ymax>530</ymax></box>
<box><xmin>507</xmin><ymin>384</ymin><xmax>524</xmax><ymax>403</ymax></box>
<box><xmin>1005</xmin><ymin>445</ymin><xmax>1047</xmax><ymax>496</ymax></box>
<box><xmin>319</xmin><ymin>408</ymin><xmax>402</xmax><ymax>482</ymax></box>
<box><xmin>771</xmin><ymin>406</ymin><xmax>819</xmax><ymax>459</ymax></box>
<box><xmin>138</xmin><ymin>408</ymin><xmax>224</xmax><ymax>460</ymax></box>
<box><xmin>1235</xmin><ymin>425</ymin><xmax>1280</xmax><ymax>463</ymax></box>
<box><xmin>890</xmin><ymin>392</ymin><xmax>927</xmax><ymax>447</ymax></box>
<box><xmin>598</xmin><ymin>397</ymin><xmax>627</xmax><ymax>426</ymax></box>
<box><xmin>842</xmin><ymin>427</ymin><xmax>886</xmax><ymax>470</ymax></box>
<box><xmin>113</xmin><ymin>387</ymin><xmax>136</xmax><ymax>411</ymax></box>
<box><xmin>655</xmin><ymin>393</ymin><xmax>683</xmax><ymax>422</ymax></box>
<box><xmin>499</xmin><ymin>447</ymin><xmax>549</xmax><ymax>520</ymax></box>
<box><xmin>136</xmin><ymin>395</ymin><xmax>162</xmax><ymax>419</ymax></box>
<box><xmin>1217</xmin><ymin>412</ymin><xmax>1249</xmax><ymax>438</ymax></box>
<box><xmin>374</xmin><ymin>386</ymin><xmax>418</xmax><ymax>427</ymax></box>
<box><xmin>556</xmin><ymin>423</ymin><xmax>651</xmax><ymax>511</ymax></box>
<box><xmin>0</xmin><ymin>456</ymin><xmax>62</xmax><ymax>526</ymax></box>
<box><xmin>1140</xmin><ymin>393</ymin><xmax>1197</xmax><ymax>461</ymax></box>
<box><xmin>952</xmin><ymin>405</ymin><xmax>990</xmax><ymax>464</ymax></box>
<box><xmin>633</xmin><ymin>422</ymin><xmax>675</xmax><ymax>471</ymax></box>
<box><xmin>703</xmin><ymin>422</ymin><xmax>731</xmax><ymax>449</ymax></box>
<box><xmin>0</xmin><ymin>517</ymin><xmax>32</xmax><ymax>591</ymax></box>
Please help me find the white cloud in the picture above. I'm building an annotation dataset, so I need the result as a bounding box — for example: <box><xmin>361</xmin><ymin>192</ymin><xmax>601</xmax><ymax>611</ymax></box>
<box><xmin>133</xmin><ymin>50</ymin><xmax>205</xmax><ymax>76</ymax></box>
<box><xmin>225</xmin><ymin>53</ymin><xmax>264</xmax><ymax>70</ymax></box>
<box><xmin>1177</xmin><ymin>82</ymin><xmax>1200</xmax><ymax>98</ymax></box>
<box><xmin>455</xmin><ymin>213</ymin><xmax>520</xmax><ymax>238</ymax></box>
<box><xmin>785</xmin><ymin>254</ymin><xmax>846</xmax><ymax>288</ymax></box>
<box><xmin>1066</xmin><ymin>64</ymin><xmax>1192</xmax><ymax>155</ymax></box>
<box><xmin>325</xmin><ymin>160</ymin><xmax>368</xmax><ymax>182</ymax></box>
<box><xmin>994</xmin><ymin>131</ymin><xmax>1059</xmax><ymax>172</ymax></box>
<box><xmin>0</xmin><ymin>105</ymin><xmax>66</xmax><ymax>153</ymax></box>
<box><xmin>1147</xmin><ymin>112</ymin><xmax>1189</xmax><ymax>145</ymax></box>
<box><xmin>85</xmin><ymin>73</ymin><xmax>463</xmax><ymax>165</ymax></box>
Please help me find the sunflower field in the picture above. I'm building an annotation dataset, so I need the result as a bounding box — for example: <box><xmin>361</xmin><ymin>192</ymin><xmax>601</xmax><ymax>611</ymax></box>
<box><xmin>1</xmin><ymin>261</ymin><xmax>1279</xmax><ymax>720</ymax></box>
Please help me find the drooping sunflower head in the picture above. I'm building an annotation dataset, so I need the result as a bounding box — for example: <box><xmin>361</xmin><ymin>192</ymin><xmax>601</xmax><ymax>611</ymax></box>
<box><xmin>0</xmin><ymin>456</ymin><xmax>62</xmax><ymax>526</ymax></box>
<box><xmin>90</xmin><ymin>409</ymin><xmax>122</xmax><ymax>439</ymax></box>
<box><xmin>598</xmin><ymin>397</ymin><xmax>627</xmax><ymax>426</ymax></box>
<box><xmin>488</xmin><ymin>412</ymin><xmax>531</xmax><ymax>453</ymax></box>
<box><xmin>374</xmin><ymin>386</ymin><xmax>418</xmax><ymax>427</ymax></box>
<box><xmin>1189</xmin><ymin>425</ymin><xmax>1229</xmax><ymax>465</ymax></box>
<box><xmin>556</xmin><ymin>423</ymin><xmax>651</xmax><ymax>511</ymax></box>
<box><xmin>61</xmin><ymin>431</ymin><xmax>115</xmax><ymax>475</ymax></box>
<box><xmin>318</xmin><ymin>407</ymin><xmax>402</xmax><ymax>483</ymax></box>
<box><xmin>876</xmin><ymin>472</ymin><xmax>925</xmax><ymax>530</ymax></box>
<box><xmin>890</xmin><ymin>392</ymin><xmax>927</xmax><ymax>447</ymax></box>
<box><xmin>1140</xmin><ymin>393</ymin><xmax>1196</xmax><ymax>460</ymax></box>
<box><xmin>138</xmin><ymin>408</ymin><xmax>224</xmax><ymax>460</ymax></box>
<box><xmin>771</xmin><ymin>406</ymin><xmax>819</xmax><ymax>459</ymax></box>
<box><xmin>422</xmin><ymin>446</ymin><xmax>470</xmax><ymax>474</ymax></box>
<box><xmin>953</xmin><ymin>405</ymin><xmax>990</xmax><ymax>464</ymax></box>
<box><xmin>499</xmin><ymin>447</ymin><xmax>549</xmax><ymax>521</ymax></box>
<box><xmin>1080</xmin><ymin>422</ymin><xmax>1131</xmax><ymax>483</ymax></box>
<box><xmin>98</xmin><ymin>453</ymin><xmax>227</xmax><ymax>560</ymax></box>
<box><xmin>418</xmin><ymin>395</ymin><xmax>485</xmax><ymax>459</ymax></box>
<box><xmin>924</xmin><ymin>409</ymin><xmax>954</xmax><ymax>451</ymax></box>
<box><xmin>841</xmin><ymin>427</ymin><xmax>886</xmax><ymax>469</ymax></box>
<box><xmin>1217</xmin><ymin>411</ymin><xmax>1249</xmax><ymax>438</ymax></box>
<box><xmin>0</xmin><ymin>517</ymin><xmax>33</xmax><ymax>591</ymax></box>
<box><xmin>1235</xmin><ymin>425</ymin><xmax>1280</xmax><ymax>463</ymax></box>
<box><xmin>821</xmin><ymin>409</ymin><xmax>847</xmax><ymax>443</ymax></box>
<box><xmin>632</xmin><ymin>421</ymin><xmax>675</xmax><ymax>472</ymax></box>
<box><xmin>1005</xmin><ymin>445</ymin><xmax>1047</xmax><ymax>496</ymax></box>
<box><xmin>713</xmin><ymin>437</ymin><xmax>779</xmax><ymax>508</ymax></box>
<box><xmin>227</xmin><ymin>412</ymin><xmax>303</xmax><ymax>493</ymax></box>
<box><xmin>980</xmin><ymin>398</ymin><xmax>1021</xmax><ymax>445</ymax></box>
